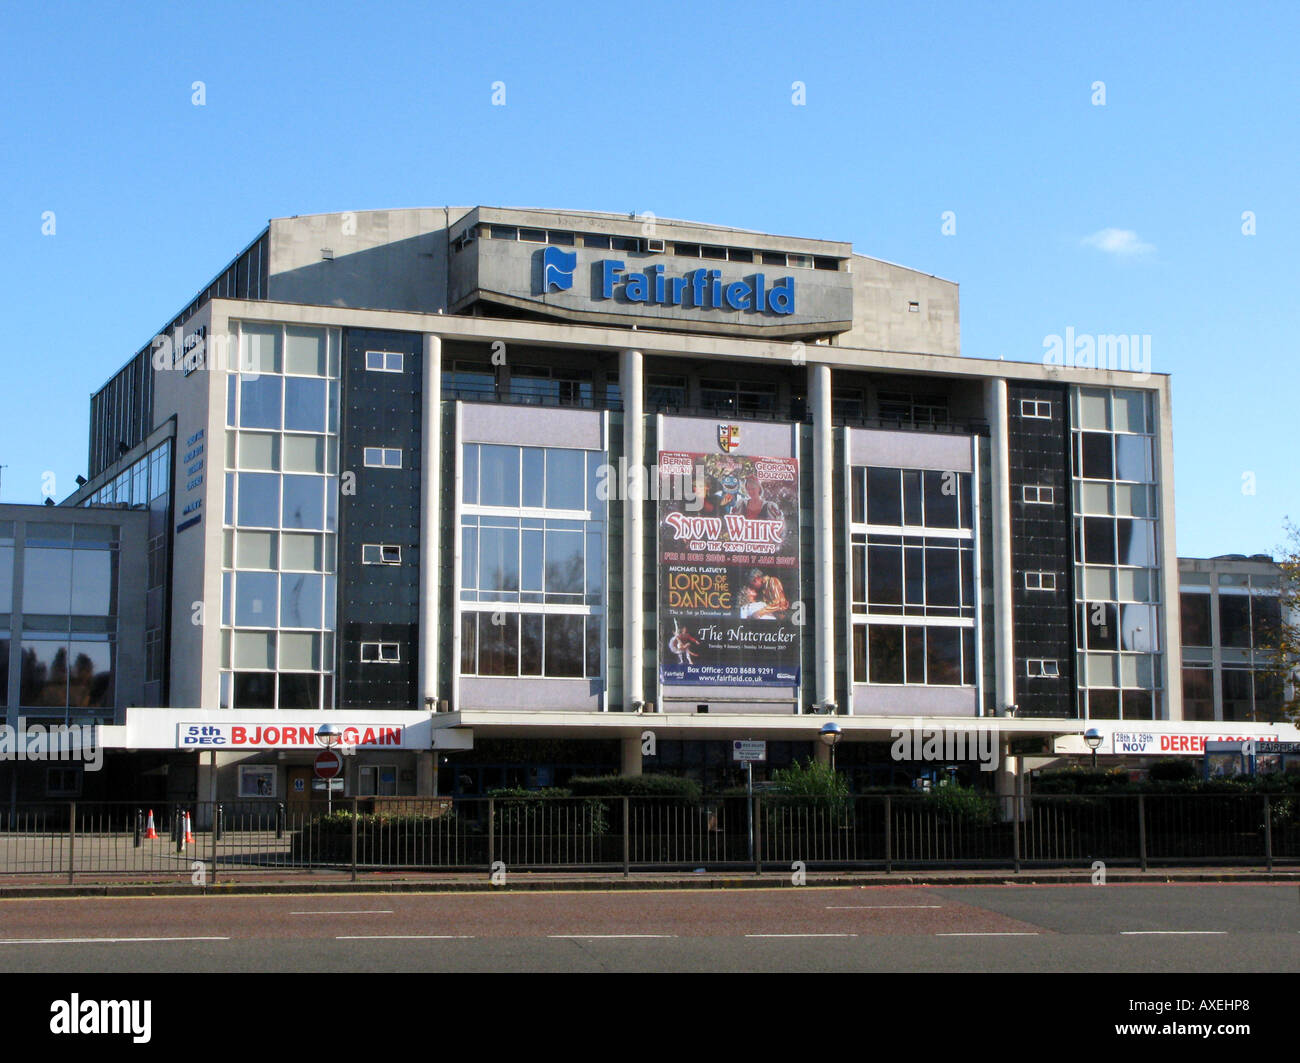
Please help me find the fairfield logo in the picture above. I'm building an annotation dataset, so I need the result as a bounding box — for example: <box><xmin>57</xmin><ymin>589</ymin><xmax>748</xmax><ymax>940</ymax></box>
<box><xmin>541</xmin><ymin>245</ymin><xmax>576</xmax><ymax>292</ymax></box>
<box><xmin>600</xmin><ymin>260</ymin><xmax>794</xmax><ymax>315</ymax></box>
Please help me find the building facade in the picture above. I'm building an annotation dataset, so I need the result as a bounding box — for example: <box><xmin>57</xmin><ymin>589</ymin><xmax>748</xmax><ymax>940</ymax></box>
<box><xmin>46</xmin><ymin>205</ymin><xmax>1297</xmax><ymax>804</ymax></box>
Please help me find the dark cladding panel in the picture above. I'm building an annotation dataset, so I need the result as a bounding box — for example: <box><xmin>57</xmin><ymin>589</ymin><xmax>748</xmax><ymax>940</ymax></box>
<box><xmin>338</xmin><ymin>330</ymin><xmax>423</xmax><ymax>709</ymax></box>
<box><xmin>1006</xmin><ymin>382</ymin><xmax>1075</xmax><ymax>718</ymax></box>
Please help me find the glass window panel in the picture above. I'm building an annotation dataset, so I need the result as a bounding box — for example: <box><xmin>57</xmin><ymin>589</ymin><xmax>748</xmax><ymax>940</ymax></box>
<box><xmin>1079</xmin><ymin>433</ymin><xmax>1113</xmax><ymax>479</ymax></box>
<box><xmin>545</xmin><ymin>449</ymin><xmax>586</xmax><ymax>510</ymax></box>
<box><xmin>546</xmin><ymin>529</ymin><xmax>584</xmax><ymax>595</ymax></box>
<box><xmin>284</xmin><ymin>327</ymin><xmax>327</xmax><ymax>375</ymax></box>
<box><xmin>1113</xmin><ymin>390</ymin><xmax>1148</xmax><ymax>433</ymax></box>
<box><xmin>1116</xmin><ymin>518</ymin><xmax>1154</xmax><ymax>567</ymax></box>
<box><xmin>904</xmin><ymin>546</ymin><xmax>925</xmax><ymax>606</ymax></box>
<box><xmin>852</xmin><ymin>625</ymin><xmax>866</xmax><ymax>679</ymax></box>
<box><xmin>280</xmin><ymin>572</ymin><xmax>323</xmax><ymax>629</ymax></box>
<box><xmin>222</xmin><ymin>572</ymin><xmax>232</xmax><ymax>626</ymax></box>
<box><xmin>232</xmin><ymin>672</ymin><xmax>276</xmax><ymax>710</ymax></box>
<box><xmin>1219</xmin><ymin>595</ymin><xmax>1251</xmax><ymax>648</ymax></box>
<box><xmin>926</xmin><ymin>627</ymin><xmax>961</xmax><ymax>685</ymax></box>
<box><xmin>1083</xmin><ymin>517</ymin><xmax>1115</xmax><ymax>564</ymax></box>
<box><xmin>477</xmin><ymin>612</ymin><xmax>518</xmax><ymax>675</ymax></box>
<box><xmin>585</xmin><ymin>529</ymin><xmax>603</xmax><ymax>601</ymax></box>
<box><xmin>1252</xmin><ymin>595</ymin><xmax>1281</xmax><ymax>647</ymax></box>
<box><xmin>866</xmin><ymin>468</ymin><xmax>901</xmax><ymax>525</ymax></box>
<box><xmin>237</xmin><ymin>473</ymin><xmax>280</xmax><ymax>527</ymax></box>
<box><xmin>233</xmin><ymin>630</ymin><xmax>275</xmax><ymax>670</ymax></box>
<box><xmin>278</xmin><ymin>672</ymin><xmax>320</xmax><ymax>710</ymax></box>
<box><xmin>0</xmin><ymin>545</ymin><xmax>13</xmax><ymax>611</ymax></box>
<box><xmin>1083</xmin><ymin>566</ymin><xmax>1115</xmax><ymax>600</ymax></box>
<box><xmin>227</xmin><ymin>374</ymin><xmax>237</xmax><ymax>427</ymax></box>
<box><xmin>522</xmin><ymin>448</ymin><xmax>545</xmax><ymax>508</ymax></box>
<box><xmin>901</xmin><ymin>470</ymin><xmax>923</xmax><ymax>526</ymax></box>
<box><xmin>239</xmin><ymin>375</ymin><xmax>282</xmax><ymax>430</ymax></box>
<box><xmin>520</xmin><ymin>614</ymin><xmax>543</xmax><ymax>675</ymax></box>
<box><xmin>479</xmin><ymin>445</ymin><xmax>520</xmax><ymax>507</ymax></box>
<box><xmin>1119</xmin><ymin>604</ymin><xmax>1156</xmax><ymax>652</ymax></box>
<box><xmin>281</xmin><ymin>475</ymin><xmax>325</xmax><ymax>530</ymax></box>
<box><xmin>479</xmin><ymin>526</ymin><xmax>520</xmax><ymax>593</ymax></box>
<box><xmin>1080</xmin><ymin>481</ymin><xmax>1113</xmax><ymax>515</ymax></box>
<box><xmin>1116</xmin><ymin>568</ymin><xmax>1151</xmax><ymax>602</ymax></box>
<box><xmin>1122</xmin><ymin>689</ymin><xmax>1153</xmax><ymax>720</ymax></box>
<box><xmin>459</xmin><ymin>613</ymin><xmax>476</xmax><ymax>673</ymax></box>
<box><xmin>23</xmin><ymin>549</ymin><xmax>72</xmax><ymax>614</ymax></box>
<box><xmin>1078</xmin><ymin>388</ymin><xmax>1110</xmax><ymax>429</ymax></box>
<box><xmin>1221</xmin><ymin>669</ymin><xmax>1253</xmax><ymax>721</ymax></box>
<box><xmin>868</xmin><ymin>625</ymin><xmax>903</xmax><ymax>683</ymax></box>
<box><xmin>585</xmin><ymin>615</ymin><xmax>602</xmax><ymax>677</ymax></box>
<box><xmin>962</xmin><ymin>628</ymin><xmax>976</xmax><ymax>686</ymax></box>
<box><xmin>1182</xmin><ymin>667</ymin><xmax>1214</xmax><ymax>720</ymax></box>
<box><xmin>851</xmin><ymin>545</ymin><xmax>865</xmax><ymax>604</ymax></box>
<box><xmin>67</xmin><ymin>639</ymin><xmax>112</xmax><ymax>709</ymax></box>
<box><xmin>1082</xmin><ymin>602</ymin><xmax>1118</xmax><ymax>650</ymax></box>
<box><xmin>1088</xmin><ymin>689</ymin><xmax>1120</xmax><ymax>720</ymax></box>
<box><xmin>462</xmin><ymin>445</ymin><xmax>479</xmax><ymax>505</ymax></box>
<box><xmin>239</xmin><ymin>432</ymin><xmax>278</xmax><ymax>471</ymax></box>
<box><xmin>904</xmin><ymin>626</ymin><xmax>925</xmax><ymax>683</ymax></box>
<box><xmin>241</xmin><ymin>324</ymin><xmax>281</xmax><ymax>374</ymax></box>
<box><xmin>923</xmin><ymin>470</ymin><xmax>960</xmax><ymax>528</ymax></box>
<box><xmin>1119</xmin><ymin>654</ymin><xmax>1141</xmax><ymax>687</ymax></box>
<box><xmin>225</xmin><ymin>432</ymin><xmax>238</xmax><ymax>470</ymax></box>
<box><xmin>1114</xmin><ymin>483</ymin><xmax>1151</xmax><ymax>518</ymax></box>
<box><xmin>69</xmin><ymin>550</ymin><xmax>113</xmax><ymax>616</ymax></box>
<box><xmin>925</xmin><ymin>547</ymin><xmax>960</xmax><ymax>607</ymax></box>
<box><xmin>234</xmin><ymin>571</ymin><xmax>278</xmax><ymax>627</ymax></box>
<box><xmin>520</xmin><ymin>529</ymin><xmax>544</xmax><ymax>593</ymax></box>
<box><xmin>280</xmin><ymin>532</ymin><xmax>321</xmax><ymax>571</ymax></box>
<box><xmin>225</xmin><ymin>473</ymin><xmax>235</xmax><ymax>526</ymax></box>
<box><xmin>1114</xmin><ymin>434</ymin><xmax>1153</xmax><ymax>482</ymax></box>
<box><xmin>851</xmin><ymin>467</ymin><xmax>865</xmax><ymax>524</ymax></box>
<box><xmin>867</xmin><ymin>545</ymin><xmax>903</xmax><ymax>606</ymax></box>
<box><xmin>19</xmin><ymin>638</ymin><xmax>68</xmax><ymax>706</ymax></box>
<box><xmin>279</xmin><ymin>632</ymin><xmax>319</xmax><ymax>671</ymax></box>
<box><xmin>284</xmin><ymin>377</ymin><xmax>327</xmax><ymax>432</ymax></box>
<box><xmin>545</xmin><ymin>614</ymin><xmax>584</xmax><ymax>677</ymax></box>
<box><xmin>150</xmin><ymin>446</ymin><xmax>169</xmax><ymax>499</ymax></box>
<box><xmin>282</xmin><ymin>435</ymin><xmax>325</xmax><ymax>473</ymax></box>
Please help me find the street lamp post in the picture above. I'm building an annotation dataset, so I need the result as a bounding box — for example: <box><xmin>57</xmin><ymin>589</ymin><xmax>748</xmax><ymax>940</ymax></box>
<box><xmin>316</xmin><ymin>722</ymin><xmax>343</xmax><ymax>815</ymax></box>
<box><xmin>819</xmin><ymin>721</ymin><xmax>842</xmax><ymax>773</ymax></box>
<box><xmin>1084</xmin><ymin>728</ymin><xmax>1103</xmax><ymax>771</ymax></box>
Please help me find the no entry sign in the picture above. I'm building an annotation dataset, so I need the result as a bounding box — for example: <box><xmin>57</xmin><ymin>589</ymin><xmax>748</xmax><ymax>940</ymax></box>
<box><xmin>315</xmin><ymin>749</ymin><xmax>343</xmax><ymax>779</ymax></box>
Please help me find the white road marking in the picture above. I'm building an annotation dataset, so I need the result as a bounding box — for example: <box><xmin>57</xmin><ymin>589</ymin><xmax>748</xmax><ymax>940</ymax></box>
<box><xmin>1119</xmin><ymin>931</ymin><xmax>1227</xmax><ymax>936</ymax></box>
<box><xmin>935</xmin><ymin>932</ymin><xmax>1040</xmax><ymax>937</ymax></box>
<box><xmin>746</xmin><ymin>933</ymin><xmax>858</xmax><ymax>938</ymax></box>
<box><xmin>548</xmin><ymin>934</ymin><xmax>678</xmax><ymax>939</ymax></box>
<box><xmin>0</xmin><ymin>936</ymin><xmax>230</xmax><ymax>945</ymax></box>
<box><xmin>291</xmin><ymin>910</ymin><xmax>393</xmax><ymax>915</ymax></box>
<box><xmin>825</xmin><ymin>905</ymin><xmax>943</xmax><ymax>910</ymax></box>
<box><xmin>336</xmin><ymin>934</ymin><xmax>474</xmax><ymax>940</ymax></box>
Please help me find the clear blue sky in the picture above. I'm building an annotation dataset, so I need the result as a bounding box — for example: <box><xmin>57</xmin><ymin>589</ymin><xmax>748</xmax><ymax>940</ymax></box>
<box><xmin>1</xmin><ymin>1</ymin><xmax>1295</xmax><ymax>558</ymax></box>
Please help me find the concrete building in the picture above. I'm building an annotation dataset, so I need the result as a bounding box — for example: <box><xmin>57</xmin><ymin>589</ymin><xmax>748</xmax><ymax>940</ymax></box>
<box><xmin>47</xmin><ymin>206</ymin><xmax>1299</xmax><ymax>805</ymax></box>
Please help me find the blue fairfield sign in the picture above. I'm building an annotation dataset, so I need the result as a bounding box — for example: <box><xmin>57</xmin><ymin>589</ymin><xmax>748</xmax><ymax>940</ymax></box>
<box><xmin>599</xmin><ymin>260</ymin><xmax>794</xmax><ymax>315</ymax></box>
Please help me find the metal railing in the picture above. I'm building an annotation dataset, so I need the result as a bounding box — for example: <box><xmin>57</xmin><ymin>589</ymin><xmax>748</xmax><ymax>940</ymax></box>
<box><xmin>1</xmin><ymin>792</ymin><xmax>1297</xmax><ymax>880</ymax></box>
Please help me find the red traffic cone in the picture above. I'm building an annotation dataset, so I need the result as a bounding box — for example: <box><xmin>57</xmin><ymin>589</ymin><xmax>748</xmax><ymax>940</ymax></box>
<box><xmin>184</xmin><ymin>811</ymin><xmax>195</xmax><ymax>845</ymax></box>
<box><xmin>145</xmin><ymin>809</ymin><xmax>158</xmax><ymax>840</ymax></box>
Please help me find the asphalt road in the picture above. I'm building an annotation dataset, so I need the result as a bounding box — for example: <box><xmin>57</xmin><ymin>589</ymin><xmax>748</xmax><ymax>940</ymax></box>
<box><xmin>0</xmin><ymin>883</ymin><xmax>1297</xmax><ymax>972</ymax></box>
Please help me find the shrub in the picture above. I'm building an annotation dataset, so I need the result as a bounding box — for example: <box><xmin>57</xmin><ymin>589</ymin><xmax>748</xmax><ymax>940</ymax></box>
<box><xmin>924</xmin><ymin>784</ymin><xmax>999</xmax><ymax>825</ymax></box>
<box><xmin>567</xmin><ymin>774</ymin><xmax>702</xmax><ymax>802</ymax></box>
<box><xmin>770</xmin><ymin>760</ymin><xmax>850</xmax><ymax>799</ymax></box>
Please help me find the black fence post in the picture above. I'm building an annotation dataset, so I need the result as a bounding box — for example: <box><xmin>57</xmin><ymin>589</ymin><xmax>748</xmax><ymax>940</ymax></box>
<box><xmin>1137</xmin><ymin>794</ymin><xmax>1148</xmax><ymax>872</ymax></box>
<box><xmin>133</xmin><ymin>808</ymin><xmax>142</xmax><ymax>849</ymax></box>
<box><xmin>622</xmin><ymin>797</ymin><xmax>630</xmax><ymax>879</ymax></box>
<box><xmin>210</xmin><ymin>802</ymin><xmax>219</xmax><ymax>886</ymax></box>
<box><xmin>175</xmin><ymin>804</ymin><xmax>184</xmax><ymax>853</ymax></box>
<box><xmin>884</xmin><ymin>796</ymin><xmax>892</xmax><ymax>873</ymax></box>
<box><xmin>1263</xmin><ymin>794</ymin><xmax>1273</xmax><ymax>872</ymax></box>
<box><xmin>67</xmin><ymin>801</ymin><xmax>76</xmax><ymax>886</ymax></box>
<box><xmin>753</xmin><ymin>794</ymin><xmax>762</xmax><ymax>876</ymax></box>
<box><xmin>275</xmin><ymin>803</ymin><xmax>285</xmax><ymax>840</ymax></box>
<box><xmin>351</xmin><ymin>797</ymin><xmax>359</xmax><ymax>883</ymax></box>
<box><xmin>1012</xmin><ymin>794</ymin><xmax>1021</xmax><ymax>873</ymax></box>
<box><xmin>487</xmin><ymin>798</ymin><xmax>495</xmax><ymax>872</ymax></box>
<box><xmin>214</xmin><ymin>804</ymin><xmax>223</xmax><ymax>841</ymax></box>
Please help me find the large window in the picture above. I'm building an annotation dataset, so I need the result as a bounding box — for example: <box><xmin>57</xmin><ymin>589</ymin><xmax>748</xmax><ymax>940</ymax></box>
<box><xmin>460</xmin><ymin>443</ymin><xmax>605</xmax><ymax>680</ymax></box>
<box><xmin>850</xmin><ymin>466</ymin><xmax>977</xmax><ymax>687</ymax></box>
<box><xmin>1071</xmin><ymin>387</ymin><xmax>1162</xmax><ymax>720</ymax></box>
<box><xmin>221</xmin><ymin>322</ymin><xmax>340</xmax><ymax>711</ymax></box>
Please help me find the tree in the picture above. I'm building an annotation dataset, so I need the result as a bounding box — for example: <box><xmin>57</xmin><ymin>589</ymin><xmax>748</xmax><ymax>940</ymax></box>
<box><xmin>1257</xmin><ymin>521</ymin><xmax>1300</xmax><ymax>724</ymax></box>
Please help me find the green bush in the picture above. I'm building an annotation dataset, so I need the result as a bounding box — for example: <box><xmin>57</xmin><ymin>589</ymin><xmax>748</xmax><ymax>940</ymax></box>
<box><xmin>1148</xmin><ymin>758</ymin><xmax>1198</xmax><ymax>782</ymax></box>
<box><xmin>924</xmin><ymin>784</ymin><xmax>999</xmax><ymax>825</ymax></box>
<box><xmin>770</xmin><ymin>760</ymin><xmax>850</xmax><ymax>799</ymax></box>
<box><xmin>567</xmin><ymin>774</ymin><xmax>703</xmax><ymax>802</ymax></box>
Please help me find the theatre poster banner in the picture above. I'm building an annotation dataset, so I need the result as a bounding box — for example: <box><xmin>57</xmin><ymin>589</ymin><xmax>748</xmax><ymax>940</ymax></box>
<box><xmin>657</xmin><ymin>449</ymin><xmax>800</xmax><ymax>686</ymax></box>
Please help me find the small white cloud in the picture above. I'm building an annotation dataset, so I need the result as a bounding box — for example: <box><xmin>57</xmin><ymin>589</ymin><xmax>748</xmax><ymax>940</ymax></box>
<box><xmin>1081</xmin><ymin>228</ymin><xmax>1155</xmax><ymax>257</ymax></box>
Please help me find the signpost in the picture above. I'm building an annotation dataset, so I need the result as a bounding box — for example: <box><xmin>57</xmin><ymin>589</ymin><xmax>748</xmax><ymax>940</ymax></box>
<box><xmin>315</xmin><ymin>749</ymin><xmax>342</xmax><ymax>814</ymax></box>
<box><xmin>732</xmin><ymin>741</ymin><xmax>767</xmax><ymax>862</ymax></box>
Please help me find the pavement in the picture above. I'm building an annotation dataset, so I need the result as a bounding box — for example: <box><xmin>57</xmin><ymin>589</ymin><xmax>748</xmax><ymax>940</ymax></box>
<box><xmin>0</xmin><ymin>864</ymin><xmax>1297</xmax><ymax>897</ymax></box>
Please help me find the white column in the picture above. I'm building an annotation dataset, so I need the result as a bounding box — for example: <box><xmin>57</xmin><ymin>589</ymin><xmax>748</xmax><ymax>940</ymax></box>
<box><xmin>987</xmin><ymin>379</ymin><xmax>1015</xmax><ymax>715</ymax></box>
<box><xmin>810</xmin><ymin>363</ymin><xmax>836</xmax><ymax>710</ymax></box>
<box><xmin>620</xmin><ymin>735</ymin><xmax>643</xmax><ymax>777</ymax></box>
<box><xmin>621</xmin><ymin>349</ymin><xmax>644</xmax><ymax>710</ymax></box>
<box><xmin>419</xmin><ymin>335</ymin><xmax>442</xmax><ymax>709</ymax></box>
